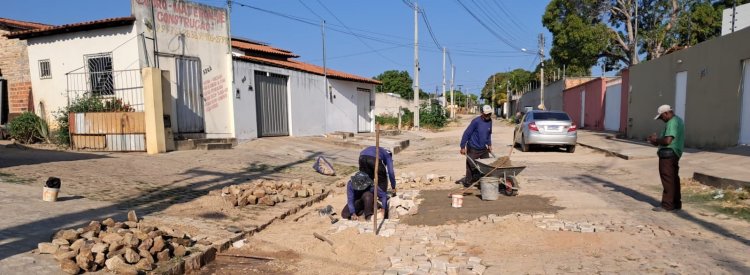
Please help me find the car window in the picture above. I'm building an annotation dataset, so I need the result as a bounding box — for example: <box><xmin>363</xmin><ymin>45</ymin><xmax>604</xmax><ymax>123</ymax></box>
<box><xmin>533</xmin><ymin>112</ymin><xmax>570</xmax><ymax>121</ymax></box>
<box><xmin>524</xmin><ymin>114</ymin><xmax>531</xmax><ymax>122</ymax></box>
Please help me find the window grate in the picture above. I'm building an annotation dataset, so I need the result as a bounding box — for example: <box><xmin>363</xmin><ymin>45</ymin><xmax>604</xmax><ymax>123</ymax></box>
<box><xmin>84</xmin><ymin>53</ymin><xmax>114</xmax><ymax>96</ymax></box>
<box><xmin>39</xmin><ymin>59</ymin><xmax>51</xmax><ymax>79</ymax></box>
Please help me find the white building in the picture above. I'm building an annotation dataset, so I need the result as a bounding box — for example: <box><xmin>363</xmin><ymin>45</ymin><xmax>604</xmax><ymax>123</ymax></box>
<box><xmin>7</xmin><ymin>0</ymin><xmax>379</xmax><ymax>151</ymax></box>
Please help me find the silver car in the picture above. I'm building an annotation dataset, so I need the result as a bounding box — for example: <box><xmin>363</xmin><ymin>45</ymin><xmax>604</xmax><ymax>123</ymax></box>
<box><xmin>513</xmin><ymin>110</ymin><xmax>577</xmax><ymax>153</ymax></box>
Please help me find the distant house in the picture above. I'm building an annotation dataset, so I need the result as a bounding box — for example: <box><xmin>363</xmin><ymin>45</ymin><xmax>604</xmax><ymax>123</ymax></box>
<box><xmin>517</xmin><ymin>77</ymin><xmax>595</xmax><ymax>113</ymax></box>
<box><xmin>231</xmin><ymin>37</ymin><xmax>379</xmax><ymax>139</ymax></box>
<box><xmin>562</xmin><ymin>77</ymin><xmax>624</xmax><ymax>132</ymax></box>
<box><xmin>0</xmin><ymin>17</ymin><xmax>51</xmax><ymax>123</ymax></box>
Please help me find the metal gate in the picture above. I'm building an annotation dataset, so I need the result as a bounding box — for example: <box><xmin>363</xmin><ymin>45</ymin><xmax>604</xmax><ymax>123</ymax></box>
<box><xmin>255</xmin><ymin>71</ymin><xmax>289</xmax><ymax>137</ymax></box>
<box><xmin>175</xmin><ymin>57</ymin><xmax>205</xmax><ymax>133</ymax></box>
<box><xmin>357</xmin><ymin>88</ymin><xmax>372</xmax><ymax>132</ymax></box>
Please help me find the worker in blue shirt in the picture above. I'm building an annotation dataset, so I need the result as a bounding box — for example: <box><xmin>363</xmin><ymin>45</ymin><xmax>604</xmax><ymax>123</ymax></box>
<box><xmin>460</xmin><ymin>105</ymin><xmax>494</xmax><ymax>187</ymax></box>
<box><xmin>341</xmin><ymin>146</ymin><xmax>397</xmax><ymax>220</ymax></box>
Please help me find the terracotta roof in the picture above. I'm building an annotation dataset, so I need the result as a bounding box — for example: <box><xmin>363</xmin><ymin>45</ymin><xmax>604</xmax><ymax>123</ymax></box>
<box><xmin>0</xmin><ymin>17</ymin><xmax>51</xmax><ymax>30</ymax></box>
<box><xmin>231</xmin><ymin>38</ymin><xmax>299</xmax><ymax>58</ymax></box>
<box><xmin>6</xmin><ymin>17</ymin><xmax>135</xmax><ymax>39</ymax></box>
<box><xmin>235</xmin><ymin>55</ymin><xmax>381</xmax><ymax>85</ymax></box>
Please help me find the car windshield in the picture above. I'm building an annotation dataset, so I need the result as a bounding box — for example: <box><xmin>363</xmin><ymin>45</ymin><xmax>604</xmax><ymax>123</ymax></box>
<box><xmin>533</xmin><ymin>112</ymin><xmax>570</xmax><ymax>121</ymax></box>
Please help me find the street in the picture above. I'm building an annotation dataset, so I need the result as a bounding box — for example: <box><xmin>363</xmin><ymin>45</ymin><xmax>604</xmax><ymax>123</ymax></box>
<box><xmin>1</xmin><ymin>116</ymin><xmax>749</xmax><ymax>274</ymax></box>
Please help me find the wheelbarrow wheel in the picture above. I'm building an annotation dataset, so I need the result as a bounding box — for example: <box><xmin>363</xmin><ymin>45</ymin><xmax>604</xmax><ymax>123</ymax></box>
<box><xmin>503</xmin><ymin>177</ymin><xmax>520</xmax><ymax>196</ymax></box>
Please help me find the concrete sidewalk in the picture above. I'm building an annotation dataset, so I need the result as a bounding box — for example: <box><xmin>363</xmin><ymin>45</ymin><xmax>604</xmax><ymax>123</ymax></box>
<box><xmin>577</xmin><ymin>130</ymin><xmax>750</xmax><ymax>188</ymax></box>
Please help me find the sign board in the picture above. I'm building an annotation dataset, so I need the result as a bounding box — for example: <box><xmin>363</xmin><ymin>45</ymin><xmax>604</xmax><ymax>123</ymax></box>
<box><xmin>722</xmin><ymin>2</ymin><xmax>750</xmax><ymax>35</ymax></box>
<box><xmin>131</xmin><ymin>0</ymin><xmax>233</xmax><ymax>136</ymax></box>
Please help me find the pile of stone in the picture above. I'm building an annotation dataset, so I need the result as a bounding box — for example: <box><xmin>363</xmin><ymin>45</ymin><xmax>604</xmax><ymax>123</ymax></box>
<box><xmin>387</xmin><ymin>190</ymin><xmax>421</xmax><ymax>219</ymax></box>
<box><xmin>219</xmin><ymin>179</ymin><xmax>326</xmax><ymax>207</ymax></box>
<box><xmin>37</xmin><ymin>211</ymin><xmax>197</xmax><ymax>274</ymax></box>
<box><xmin>397</xmin><ymin>173</ymin><xmax>452</xmax><ymax>188</ymax></box>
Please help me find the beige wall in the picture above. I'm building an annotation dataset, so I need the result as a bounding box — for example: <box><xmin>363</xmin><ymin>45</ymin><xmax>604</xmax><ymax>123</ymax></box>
<box><xmin>628</xmin><ymin>27</ymin><xmax>750</xmax><ymax>148</ymax></box>
<box><xmin>374</xmin><ymin>93</ymin><xmax>412</xmax><ymax>116</ymax></box>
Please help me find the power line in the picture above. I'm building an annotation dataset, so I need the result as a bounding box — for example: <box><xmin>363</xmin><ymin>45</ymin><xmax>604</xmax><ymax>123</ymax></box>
<box><xmin>296</xmin><ymin>0</ymin><xmax>324</xmax><ymax>20</ymax></box>
<box><xmin>469</xmin><ymin>0</ymin><xmax>524</xmax><ymax>43</ymax></box>
<box><xmin>314</xmin><ymin>0</ymin><xmax>406</xmax><ymax>67</ymax></box>
<box><xmin>454</xmin><ymin>0</ymin><xmax>524</xmax><ymax>51</ymax></box>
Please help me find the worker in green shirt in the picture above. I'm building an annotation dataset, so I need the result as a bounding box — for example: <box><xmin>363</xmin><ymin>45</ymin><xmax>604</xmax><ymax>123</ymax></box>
<box><xmin>647</xmin><ymin>104</ymin><xmax>685</xmax><ymax>212</ymax></box>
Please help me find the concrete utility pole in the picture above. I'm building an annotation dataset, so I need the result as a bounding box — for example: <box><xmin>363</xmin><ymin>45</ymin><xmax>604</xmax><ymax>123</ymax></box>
<box><xmin>413</xmin><ymin>1</ymin><xmax>420</xmax><ymax>128</ymax></box>
<box><xmin>450</xmin><ymin>65</ymin><xmax>455</xmax><ymax>118</ymax></box>
<box><xmin>492</xmin><ymin>75</ymin><xmax>496</xmax><ymax>117</ymax></box>
<box><xmin>538</xmin><ymin>33</ymin><xmax>546</xmax><ymax>110</ymax></box>
<box><xmin>506</xmin><ymin>79</ymin><xmax>510</xmax><ymax>118</ymax></box>
<box><xmin>442</xmin><ymin>47</ymin><xmax>446</xmax><ymax>108</ymax></box>
<box><xmin>322</xmin><ymin>20</ymin><xmax>329</xmax><ymax>133</ymax></box>
<box><xmin>732</xmin><ymin>0</ymin><xmax>737</xmax><ymax>32</ymax></box>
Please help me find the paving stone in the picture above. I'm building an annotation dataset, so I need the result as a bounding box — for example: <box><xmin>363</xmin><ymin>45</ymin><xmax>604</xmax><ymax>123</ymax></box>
<box><xmin>37</xmin><ymin>243</ymin><xmax>58</xmax><ymax>254</ymax></box>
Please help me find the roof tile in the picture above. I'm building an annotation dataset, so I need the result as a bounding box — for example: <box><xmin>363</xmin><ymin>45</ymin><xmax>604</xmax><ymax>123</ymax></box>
<box><xmin>236</xmin><ymin>55</ymin><xmax>380</xmax><ymax>85</ymax></box>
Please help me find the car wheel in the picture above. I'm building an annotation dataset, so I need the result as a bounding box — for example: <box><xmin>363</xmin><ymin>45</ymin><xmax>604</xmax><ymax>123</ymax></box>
<box><xmin>521</xmin><ymin>136</ymin><xmax>529</xmax><ymax>152</ymax></box>
<box><xmin>567</xmin><ymin>145</ymin><xmax>576</xmax><ymax>153</ymax></box>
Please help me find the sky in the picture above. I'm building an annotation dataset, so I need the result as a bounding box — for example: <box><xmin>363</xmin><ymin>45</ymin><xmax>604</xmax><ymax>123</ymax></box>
<box><xmin>2</xmin><ymin>0</ymin><xmax>556</xmax><ymax>96</ymax></box>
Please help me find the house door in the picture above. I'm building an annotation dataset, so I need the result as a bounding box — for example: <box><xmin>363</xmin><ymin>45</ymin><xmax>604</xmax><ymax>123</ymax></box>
<box><xmin>741</xmin><ymin>60</ymin><xmax>750</xmax><ymax>145</ymax></box>
<box><xmin>175</xmin><ymin>57</ymin><xmax>205</xmax><ymax>133</ymax></box>
<box><xmin>580</xmin><ymin>90</ymin><xmax>586</xmax><ymax>128</ymax></box>
<box><xmin>357</xmin><ymin>88</ymin><xmax>372</xmax><ymax>133</ymax></box>
<box><xmin>255</xmin><ymin>71</ymin><xmax>289</xmax><ymax>137</ymax></box>
<box><xmin>604</xmin><ymin>83</ymin><xmax>621</xmax><ymax>131</ymax></box>
<box><xmin>675</xmin><ymin>71</ymin><xmax>687</xmax><ymax>121</ymax></box>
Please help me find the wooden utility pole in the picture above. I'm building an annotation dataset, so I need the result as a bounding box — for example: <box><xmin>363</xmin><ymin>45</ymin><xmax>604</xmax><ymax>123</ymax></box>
<box><xmin>372</xmin><ymin>124</ymin><xmax>380</xmax><ymax>233</ymax></box>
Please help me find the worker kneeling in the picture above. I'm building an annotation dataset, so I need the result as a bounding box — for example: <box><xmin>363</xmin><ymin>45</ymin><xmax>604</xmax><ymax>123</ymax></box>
<box><xmin>342</xmin><ymin>171</ymin><xmax>381</xmax><ymax>221</ymax></box>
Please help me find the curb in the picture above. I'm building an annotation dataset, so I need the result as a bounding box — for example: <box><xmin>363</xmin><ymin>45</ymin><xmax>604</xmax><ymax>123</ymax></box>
<box><xmin>576</xmin><ymin>142</ymin><xmax>633</xmax><ymax>160</ymax></box>
<box><xmin>152</xmin><ymin>190</ymin><xmax>332</xmax><ymax>274</ymax></box>
<box><xmin>693</xmin><ymin>172</ymin><xmax>750</xmax><ymax>189</ymax></box>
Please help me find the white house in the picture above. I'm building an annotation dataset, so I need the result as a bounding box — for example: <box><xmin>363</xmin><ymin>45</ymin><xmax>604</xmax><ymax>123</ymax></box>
<box><xmin>230</xmin><ymin>38</ymin><xmax>378</xmax><ymax>139</ymax></box>
<box><xmin>7</xmin><ymin>0</ymin><xmax>379</xmax><ymax>151</ymax></box>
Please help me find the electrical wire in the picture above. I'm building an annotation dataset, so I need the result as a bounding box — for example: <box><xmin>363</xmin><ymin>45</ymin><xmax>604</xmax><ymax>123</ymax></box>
<box><xmin>314</xmin><ymin>0</ymin><xmax>406</xmax><ymax>67</ymax></box>
<box><xmin>454</xmin><ymin>0</ymin><xmax>524</xmax><ymax>51</ymax></box>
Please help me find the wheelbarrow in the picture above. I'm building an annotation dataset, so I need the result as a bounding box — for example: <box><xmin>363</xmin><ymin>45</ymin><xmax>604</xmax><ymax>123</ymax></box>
<box><xmin>466</xmin><ymin>155</ymin><xmax>525</xmax><ymax>196</ymax></box>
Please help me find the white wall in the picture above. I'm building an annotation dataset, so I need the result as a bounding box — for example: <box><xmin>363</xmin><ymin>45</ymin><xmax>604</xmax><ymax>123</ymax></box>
<box><xmin>327</xmin><ymin>79</ymin><xmax>375</xmax><ymax>133</ymax></box>
<box><xmin>231</xmin><ymin>59</ymin><xmax>374</xmax><ymax>137</ymax></box>
<box><xmin>231</xmin><ymin>60</ymin><xmax>258</xmax><ymax>140</ymax></box>
<box><xmin>374</xmin><ymin>93</ymin><xmax>411</xmax><ymax>116</ymax></box>
<box><xmin>26</xmin><ymin>25</ymin><xmax>140</xmax><ymax>124</ymax></box>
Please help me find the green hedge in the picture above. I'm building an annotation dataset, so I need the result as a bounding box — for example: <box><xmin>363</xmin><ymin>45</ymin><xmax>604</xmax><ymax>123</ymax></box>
<box><xmin>7</xmin><ymin>112</ymin><xmax>48</xmax><ymax>144</ymax></box>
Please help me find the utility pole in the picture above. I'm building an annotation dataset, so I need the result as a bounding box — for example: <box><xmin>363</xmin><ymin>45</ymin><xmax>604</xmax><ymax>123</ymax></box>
<box><xmin>506</xmin><ymin>79</ymin><xmax>510</xmax><ymax>118</ymax></box>
<box><xmin>492</xmin><ymin>75</ymin><xmax>496</xmax><ymax>117</ymax></box>
<box><xmin>442</xmin><ymin>47</ymin><xmax>446</xmax><ymax>108</ymax></box>
<box><xmin>450</xmin><ymin>65</ymin><xmax>455</xmax><ymax>118</ymax></box>
<box><xmin>322</xmin><ymin>20</ymin><xmax>329</xmax><ymax>133</ymax></box>
<box><xmin>413</xmin><ymin>1</ymin><xmax>420</xmax><ymax>128</ymax></box>
<box><xmin>635</xmin><ymin>0</ymin><xmax>639</xmax><ymax>64</ymax></box>
<box><xmin>538</xmin><ymin>33</ymin><xmax>546</xmax><ymax>110</ymax></box>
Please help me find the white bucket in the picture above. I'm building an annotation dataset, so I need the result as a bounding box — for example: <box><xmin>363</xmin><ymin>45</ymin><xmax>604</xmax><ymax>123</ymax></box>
<box><xmin>479</xmin><ymin>177</ymin><xmax>500</xmax><ymax>201</ymax></box>
<box><xmin>42</xmin><ymin>187</ymin><xmax>59</xmax><ymax>202</ymax></box>
<box><xmin>451</xmin><ymin>194</ymin><xmax>464</xmax><ymax>208</ymax></box>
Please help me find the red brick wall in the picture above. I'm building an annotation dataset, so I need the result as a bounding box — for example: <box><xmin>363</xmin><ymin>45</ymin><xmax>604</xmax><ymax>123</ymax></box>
<box><xmin>0</xmin><ymin>28</ymin><xmax>33</xmax><ymax>116</ymax></box>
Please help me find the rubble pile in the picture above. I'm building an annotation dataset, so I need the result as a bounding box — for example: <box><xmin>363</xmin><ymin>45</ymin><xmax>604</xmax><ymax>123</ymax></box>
<box><xmin>219</xmin><ymin>179</ymin><xmax>327</xmax><ymax>207</ymax></box>
<box><xmin>37</xmin><ymin>211</ymin><xmax>198</xmax><ymax>274</ymax></box>
<box><xmin>387</xmin><ymin>190</ymin><xmax>421</xmax><ymax>219</ymax></box>
<box><xmin>397</xmin><ymin>173</ymin><xmax>452</xmax><ymax>188</ymax></box>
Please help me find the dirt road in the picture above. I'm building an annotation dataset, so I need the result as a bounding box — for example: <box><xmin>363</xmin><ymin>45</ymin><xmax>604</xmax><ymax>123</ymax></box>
<box><xmin>2</xmin><ymin>115</ymin><xmax>748</xmax><ymax>274</ymax></box>
<box><xmin>207</xmin><ymin>116</ymin><xmax>750</xmax><ymax>274</ymax></box>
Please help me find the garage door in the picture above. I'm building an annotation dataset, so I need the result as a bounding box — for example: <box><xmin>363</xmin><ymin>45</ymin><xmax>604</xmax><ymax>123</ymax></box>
<box><xmin>255</xmin><ymin>71</ymin><xmax>289</xmax><ymax>137</ymax></box>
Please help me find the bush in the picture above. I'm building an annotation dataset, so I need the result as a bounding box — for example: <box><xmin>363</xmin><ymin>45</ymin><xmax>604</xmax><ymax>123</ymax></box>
<box><xmin>375</xmin><ymin>108</ymin><xmax>414</xmax><ymax>128</ymax></box>
<box><xmin>7</xmin><ymin>112</ymin><xmax>45</xmax><ymax>143</ymax></box>
<box><xmin>419</xmin><ymin>104</ymin><xmax>447</xmax><ymax>129</ymax></box>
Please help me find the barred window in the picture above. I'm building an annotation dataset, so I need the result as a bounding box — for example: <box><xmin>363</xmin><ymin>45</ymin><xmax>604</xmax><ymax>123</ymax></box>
<box><xmin>85</xmin><ymin>53</ymin><xmax>114</xmax><ymax>96</ymax></box>
<box><xmin>39</xmin><ymin>59</ymin><xmax>51</xmax><ymax>79</ymax></box>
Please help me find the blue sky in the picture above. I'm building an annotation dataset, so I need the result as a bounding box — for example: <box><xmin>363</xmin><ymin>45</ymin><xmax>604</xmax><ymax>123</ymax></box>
<box><xmin>3</xmin><ymin>0</ymin><xmax>556</xmax><ymax>96</ymax></box>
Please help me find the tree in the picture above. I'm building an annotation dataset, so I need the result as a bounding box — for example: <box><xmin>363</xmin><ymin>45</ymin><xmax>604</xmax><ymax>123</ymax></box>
<box><xmin>373</xmin><ymin>70</ymin><xmax>429</xmax><ymax>99</ymax></box>
<box><xmin>543</xmin><ymin>0</ymin><xmax>691</xmax><ymax>69</ymax></box>
<box><xmin>479</xmin><ymin>69</ymin><xmax>535</xmax><ymax>106</ymax></box>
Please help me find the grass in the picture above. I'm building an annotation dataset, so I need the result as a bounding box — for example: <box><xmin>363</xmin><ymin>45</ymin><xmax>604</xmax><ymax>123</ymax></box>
<box><xmin>682</xmin><ymin>178</ymin><xmax>750</xmax><ymax>221</ymax></box>
<box><xmin>0</xmin><ymin>172</ymin><xmax>33</xmax><ymax>185</ymax></box>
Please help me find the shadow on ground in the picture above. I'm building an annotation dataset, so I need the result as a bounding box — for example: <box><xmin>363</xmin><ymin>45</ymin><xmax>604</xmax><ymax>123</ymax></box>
<box><xmin>0</xmin><ymin>150</ymin><xmax>328</xmax><ymax>260</ymax></box>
